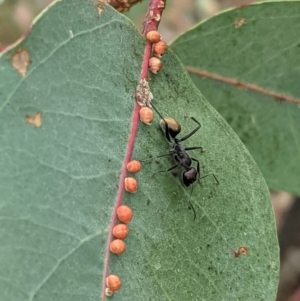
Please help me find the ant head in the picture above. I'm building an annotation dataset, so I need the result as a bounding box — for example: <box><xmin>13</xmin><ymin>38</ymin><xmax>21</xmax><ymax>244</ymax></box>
<box><xmin>182</xmin><ymin>167</ymin><xmax>198</xmax><ymax>187</ymax></box>
<box><xmin>160</xmin><ymin>117</ymin><xmax>181</xmax><ymax>138</ymax></box>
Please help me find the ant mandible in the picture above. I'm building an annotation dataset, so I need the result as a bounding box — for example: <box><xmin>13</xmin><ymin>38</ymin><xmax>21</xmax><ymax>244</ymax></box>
<box><xmin>149</xmin><ymin>103</ymin><xmax>219</xmax><ymax>220</ymax></box>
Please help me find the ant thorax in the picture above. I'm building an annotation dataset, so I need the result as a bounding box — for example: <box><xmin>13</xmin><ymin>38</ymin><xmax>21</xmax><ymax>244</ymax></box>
<box><xmin>172</xmin><ymin>143</ymin><xmax>192</xmax><ymax>169</ymax></box>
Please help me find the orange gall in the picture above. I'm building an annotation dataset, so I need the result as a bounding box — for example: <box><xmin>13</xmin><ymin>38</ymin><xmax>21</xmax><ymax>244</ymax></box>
<box><xmin>146</xmin><ymin>30</ymin><xmax>161</xmax><ymax>43</ymax></box>
<box><xmin>127</xmin><ymin>160</ymin><xmax>142</xmax><ymax>173</ymax></box>
<box><xmin>149</xmin><ymin>57</ymin><xmax>162</xmax><ymax>74</ymax></box>
<box><xmin>139</xmin><ymin>107</ymin><xmax>154</xmax><ymax>125</ymax></box>
<box><xmin>110</xmin><ymin>239</ymin><xmax>126</xmax><ymax>255</ymax></box>
<box><xmin>113</xmin><ymin>224</ymin><xmax>129</xmax><ymax>239</ymax></box>
<box><xmin>106</xmin><ymin>275</ymin><xmax>122</xmax><ymax>292</ymax></box>
<box><xmin>152</xmin><ymin>40</ymin><xmax>167</xmax><ymax>58</ymax></box>
<box><xmin>117</xmin><ymin>205</ymin><xmax>133</xmax><ymax>224</ymax></box>
<box><xmin>125</xmin><ymin>177</ymin><xmax>138</xmax><ymax>193</ymax></box>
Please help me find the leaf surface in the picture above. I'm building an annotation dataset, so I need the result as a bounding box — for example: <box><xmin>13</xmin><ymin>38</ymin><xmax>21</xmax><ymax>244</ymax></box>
<box><xmin>171</xmin><ymin>1</ymin><xmax>300</xmax><ymax>195</ymax></box>
<box><xmin>0</xmin><ymin>1</ymin><xmax>278</xmax><ymax>301</ymax></box>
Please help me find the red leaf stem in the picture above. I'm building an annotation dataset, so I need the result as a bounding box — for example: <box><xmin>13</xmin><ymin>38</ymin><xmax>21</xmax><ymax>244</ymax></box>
<box><xmin>101</xmin><ymin>1</ymin><xmax>167</xmax><ymax>300</ymax></box>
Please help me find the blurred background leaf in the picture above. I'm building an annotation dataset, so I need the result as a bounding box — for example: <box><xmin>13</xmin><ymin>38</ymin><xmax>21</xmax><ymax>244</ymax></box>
<box><xmin>171</xmin><ymin>2</ymin><xmax>300</xmax><ymax>196</ymax></box>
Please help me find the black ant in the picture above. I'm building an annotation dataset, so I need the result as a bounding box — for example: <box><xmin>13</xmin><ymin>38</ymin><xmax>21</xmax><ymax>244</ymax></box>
<box><xmin>149</xmin><ymin>103</ymin><xmax>219</xmax><ymax>220</ymax></box>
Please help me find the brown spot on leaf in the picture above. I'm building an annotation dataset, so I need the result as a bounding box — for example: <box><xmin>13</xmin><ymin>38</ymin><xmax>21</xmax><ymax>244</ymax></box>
<box><xmin>234</xmin><ymin>18</ymin><xmax>247</xmax><ymax>28</ymax></box>
<box><xmin>26</xmin><ymin>112</ymin><xmax>42</xmax><ymax>128</ymax></box>
<box><xmin>238</xmin><ymin>246</ymin><xmax>249</xmax><ymax>256</ymax></box>
<box><xmin>91</xmin><ymin>0</ymin><xmax>106</xmax><ymax>16</ymax></box>
<box><xmin>11</xmin><ymin>49</ymin><xmax>32</xmax><ymax>77</ymax></box>
<box><xmin>231</xmin><ymin>246</ymin><xmax>249</xmax><ymax>258</ymax></box>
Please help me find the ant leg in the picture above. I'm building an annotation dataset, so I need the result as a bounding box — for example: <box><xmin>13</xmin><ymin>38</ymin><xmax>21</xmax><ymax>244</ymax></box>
<box><xmin>157</xmin><ymin>150</ymin><xmax>175</xmax><ymax>158</ymax></box>
<box><xmin>154</xmin><ymin>164</ymin><xmax>178</xmax><ymax>174</ymax></box>
<box><xmin>191</xmin><ymin>158</ymin><xmax>200</xmax><ymax>177</ymax></box>
<box><xmin>178</xmin><ymin>117</ymin><xmax>201</xmax><ymax>142</ymax></box>
<box><xmin>188</xmin><ymin>185</ymin><xmax>196</xmax><ymax>220</ymax></box>
<box><xmin>199</xmin><ymin>173</ymin><xmax>219</xmax><ymax>185</ymax></box>
<box><xmin>189</xmin><ymin>200</ymin><xmax>196</xmax><ymax>221</ymax></box>
<box><xmin>185</xmin><ymin>146</ymin><xmax>204</xmax><ymax>153</ymax></box>
<box><xmin>140</xmin><ymin>151</ymin><xmax>174</xmax><ymax>162</ymax></box>
<box><xmin>165</xmin><ymin>164</ymin><xmax>178</xmax><ymax>172</ymax></box>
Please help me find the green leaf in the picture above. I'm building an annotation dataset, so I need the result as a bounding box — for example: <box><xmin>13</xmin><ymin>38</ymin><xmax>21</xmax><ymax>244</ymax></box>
<box><xmin>171</xmin><ymin>1</ymin><xmax>300</xmax><ymax>195</ymax></box>
<box><xmin>0</xmin><ymin>1</ymin><xmax>278</xmax><ymax>301</ymax></box>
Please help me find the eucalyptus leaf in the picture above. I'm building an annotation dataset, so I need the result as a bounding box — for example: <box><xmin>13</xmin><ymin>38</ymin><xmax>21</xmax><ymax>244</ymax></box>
<box><xmin>0</xmin><ymin>1</ymin><xmax>278</xmax><ymax>300</ymax></box>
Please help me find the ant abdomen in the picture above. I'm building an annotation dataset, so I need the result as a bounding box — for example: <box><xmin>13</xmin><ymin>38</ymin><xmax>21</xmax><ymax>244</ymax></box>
<box><xmin>160</xmin><ymin>117</ymin><xmax>181</xmax><ymax>138</ymax></box>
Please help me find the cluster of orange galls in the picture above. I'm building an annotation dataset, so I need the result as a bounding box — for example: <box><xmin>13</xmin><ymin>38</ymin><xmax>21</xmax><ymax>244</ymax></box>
<box><xmin>147</xmin><ymin>30</ymin><xmax>167</xmax><ymax>74</ymax></box>
<box><xmin>105</xmin><ymin>160</ymin><xmax>141</xmax><ymax>296</ymax></box>
<box><xmin>139</xmin><ymin>30</ymin><xmax>167</xmax><ymax>126</ymax></box>
<box><xmin>106</xmin><ymin>30</ymin><xmax>165</xmax><ymax>298</ymax></box>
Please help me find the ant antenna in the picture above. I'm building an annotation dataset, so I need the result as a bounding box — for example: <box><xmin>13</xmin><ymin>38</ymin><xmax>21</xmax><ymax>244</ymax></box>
<box><xmin>149</xmin><ymin>102</ymin><xmax>176</xmax><ymax>141</ymax></box>
<box><xmin>148</xmin><ymin>103</ymin><xmax>167</xmax><ymax>124</ymax></box>
<box><xmin>189</xmin><ymin>184</ymin><xmax>196</xmax><ymax>220</ymax></box>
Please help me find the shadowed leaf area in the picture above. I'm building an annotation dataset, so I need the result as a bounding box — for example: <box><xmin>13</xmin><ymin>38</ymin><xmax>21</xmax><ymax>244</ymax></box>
<box><xmin>0</xmin><ymin>1</ymin><xmax>278</xmax><ymax>300</ymax></box>
<box><xmin>171</xmin><ymin>1</ymin><xmax>300</xmax><ymax>195</ymax></box>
